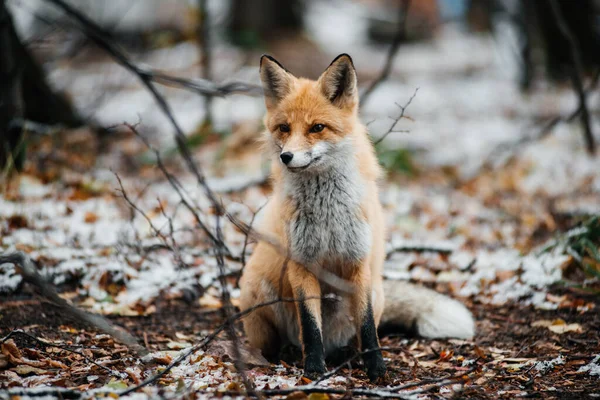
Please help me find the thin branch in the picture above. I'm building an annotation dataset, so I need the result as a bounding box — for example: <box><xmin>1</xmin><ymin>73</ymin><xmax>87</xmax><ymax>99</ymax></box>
<box><xmin>149</xmin><ymin>71</ymin><xmax>262</xmax><ymax>97</ymax></box>
<box><xmin>548</xmin><ymin>0</ymin><xmax>595</xmax><ymax>155</ymax></box>
<box><xmin>236</xmin><ymin>201</ymin><xmax>267</xmax><ymax>287</ymax></box>
<box><xmin>126</xmin><ymin>123</ymin><xmax>225</xmax><ymax>250</ymax></box>
<box><xmin>374</xmin><ymin>87</ymin><xmax>418</xmax><ymax>146</ymax></box>
<box><xmin>361</xmin><ymin>0</ymin><xmax>411</xmax><ymax>106</ymax></box>
<box><xmin>198</xmin><ymin>0</ymin><xmax>213</xmax><ymax>124</ymax></box>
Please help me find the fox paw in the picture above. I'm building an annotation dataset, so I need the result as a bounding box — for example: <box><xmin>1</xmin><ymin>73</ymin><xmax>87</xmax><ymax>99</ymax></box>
<box><xmin>364</xmin><ymin>353</ymin><xmax>387</xmax><ymax>382</ymax></box>
<box><xmin>303</xmin><ymin>357</ymin><xmax>327</xmax><ymax>380</ymax></box>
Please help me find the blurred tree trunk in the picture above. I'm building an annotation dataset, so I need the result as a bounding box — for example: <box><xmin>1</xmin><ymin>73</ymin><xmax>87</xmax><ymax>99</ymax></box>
<box><xmin>198</xmin><ymin>0</ymin><xmax>212</xmax><ymax>125</ymax></box>
<box><xmin>0</xmin><ymin>0</ymin><xmax>24</xmax><ymax>170</ymax></box>
<box><xmin>228</xmin><ymin>0</ymin><xmax>303</xmax><ymax>48</ymax></box>
<box><xmin>491</xmin><ymin>0</ymin><xmax>600</xmax><ymax>89</ymax></box>
<box><xmin>531</xmin><ymin>0</ymin><xmax>600</xmax><ymax>82</ymax></box>
<box><xmin>0</xmin><ymin>0</ymin><xmax>82</xmax><ymax>171</ymax></box>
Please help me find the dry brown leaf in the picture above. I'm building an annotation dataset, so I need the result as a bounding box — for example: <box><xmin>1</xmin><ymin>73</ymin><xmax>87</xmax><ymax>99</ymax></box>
<box><xmin>46</xmin><ymin>359</ymin><xmax>68</xmax><ymax>369</ymax></box>
<box><xmin>2</xmin><ymin>339</ymin><xmax>22</xmax><ymax>360</ymax></box>
<box><xmin>531</xmin><ymin>319</ymin><xmax>583</xmax><ymax>334</ymax></box>
<box><xmin>207</xmin><ymin>340</ymin><xmax>270</xmax><ymax>367</ymax></box>
<box><xmin>12</xmin><ymin>365</ymin><xmax>49</xmax><ymax>375</ymax></box>
<box><xmin>285</xmin><ymin>391</ymin><xmax>309</xmax><ymax>400</ymax></box>
<box><xmin>436</xmin><ymin>349</ymin><xmax>454</xmax><ymax>363</ymax></box>
<box><xmin>308</xmin><ymin>394</ymin><xmax>330</xmax><ymax>400</ymax></box>
<box><xmin>474</xmin><ymin>345</ymin><xmax>487</xmax><ymax>360</ymax></box>
<box><xmin>153</xmin><ymin>353</ymin><xmax>173</xmax><ymax>365</ymax></box>
<box><xmin>84</xmin><ymin>211</ymin><xmax>99</xmax><ymax>223</ymax></box>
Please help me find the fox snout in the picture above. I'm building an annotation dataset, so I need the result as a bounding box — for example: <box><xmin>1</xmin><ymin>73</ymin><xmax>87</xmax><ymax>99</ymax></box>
<box><xmin>279</xmin><ymin>148</ymin><xmax>316</xmax><ymax>170</ymax></box>
<box><xmin>280</xmin><ymin>152</ymin><xmax>293</xmax><ymax>165</ymax></box>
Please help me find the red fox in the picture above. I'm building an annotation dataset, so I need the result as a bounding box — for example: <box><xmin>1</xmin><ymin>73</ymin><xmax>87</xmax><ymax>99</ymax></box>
<box><xmin>239</xmin><ymin>54</ymin><xmax>474</xmax><ymax>381</ymax></box>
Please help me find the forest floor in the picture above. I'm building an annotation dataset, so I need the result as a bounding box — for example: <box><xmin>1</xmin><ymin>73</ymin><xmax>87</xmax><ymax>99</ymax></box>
<box><xmin>2</xmin><ymin>17</ymin><xmax>600</xmax><ymax>399</ymax></box>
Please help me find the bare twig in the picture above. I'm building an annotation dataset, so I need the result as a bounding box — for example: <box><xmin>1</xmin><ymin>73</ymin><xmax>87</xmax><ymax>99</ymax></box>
<box><xmin>236</xmin><ymin>201</ymin><xmax>267</xmax><ymax>287</ymax></box>
<box><xmin>0</xmin><ymin>252</ymin><xmax>146</xmax><ymax>355</ymax></box>
<box><xmin>373</xmin><ymin>87</ymin><xmax>418</xmax><ymax>146</ymax></box>
<box><xmin>114</xmin><ymin>172</ymin><xmax>190</xmax><ymax>273</ymax></box>
<box><xmin>361</xmin><ymin>0</ymin><xmax>411</xmax><ymax>106</ymax></box>
<box><xmin>148</xmin><ymin>70</ymin><xmax>262</xmax><ymax>97</ymax></box>
<box><xmin>548</xmin><ymin>0</ymin><xmax>595</xmax><ymax>155</ymax></box>
<box><xmin>126</xmin><ymin>123</ymin><xmax>225</xmax><ymax>250</ymax></box>
<box><xmin>198</xmin><ymin>0</ymin><xmax>213</xmax><ymax>124</ymax></box>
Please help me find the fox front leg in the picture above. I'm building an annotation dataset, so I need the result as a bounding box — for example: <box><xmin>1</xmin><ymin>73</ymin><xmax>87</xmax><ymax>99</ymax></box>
<box><xmin>359</xmin><ymin>299</ymin><xmax>386</xmax><ymax>381</ymax></box>
<box><xmin>290</xmin><ymin>264</ymin><xmax>327</xmax><ymax>379</ymax></box>
<box><xmin>350</xmin><ymin>269</ymin><xmax>386</xmax><ymax>381</ymax></box>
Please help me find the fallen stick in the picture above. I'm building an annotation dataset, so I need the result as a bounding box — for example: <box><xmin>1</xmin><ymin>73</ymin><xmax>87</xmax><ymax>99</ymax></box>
<box><xmin>0</xmin><ymin>251</ymin><xmax>146</xmax><ymax>356</ymax></box>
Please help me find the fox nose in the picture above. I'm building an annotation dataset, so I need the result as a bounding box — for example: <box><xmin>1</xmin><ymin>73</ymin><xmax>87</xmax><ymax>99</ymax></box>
<box><xmin>280</xmin><ymin>152</ymin><xmax>294</xmax><ymax>165</ymax></box>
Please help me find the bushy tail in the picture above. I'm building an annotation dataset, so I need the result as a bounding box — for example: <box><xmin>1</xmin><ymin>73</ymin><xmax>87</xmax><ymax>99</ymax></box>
<box><xmin>380</xmin><ymin>281</ymin><xmax>475</xmax><ymax>339</ymax></box>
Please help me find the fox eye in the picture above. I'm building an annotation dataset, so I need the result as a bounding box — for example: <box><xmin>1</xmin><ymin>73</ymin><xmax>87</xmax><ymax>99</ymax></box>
<box><xmin>310</xmin><ymin>124</ymin><xmax>325</xmax><ymax>133</ymax></box>
<box><xmin>279</xmin><ymin>124</ymin><xmax>290</xmax><ymax>133</ymax></box>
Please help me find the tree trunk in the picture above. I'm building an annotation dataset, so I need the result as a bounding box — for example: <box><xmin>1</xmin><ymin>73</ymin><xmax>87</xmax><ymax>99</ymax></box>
<box><xmin>0</xmin><ymin>0</ymin><xmax>82</xmax><ymax>171</ymax></box>
<box><xmin>228</xmin><ymin>0</ymin><xmax>303</xmax><ymax>48</ymax></box>
<box><xmin>0</xmin><ymin>0</ymin><xmax>24</xmax><ymax>170</ymax></box>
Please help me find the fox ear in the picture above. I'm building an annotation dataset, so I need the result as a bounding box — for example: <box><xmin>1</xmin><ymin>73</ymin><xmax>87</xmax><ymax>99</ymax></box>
<box><xmin>319</xmin><ymin>54</ymin><xmax>358</xmax><ymax>110</ymax></box>
<box><xmin>260</xmin><ymin>55</ymin><xmax>294</xmax><ymax>109</ymax></box>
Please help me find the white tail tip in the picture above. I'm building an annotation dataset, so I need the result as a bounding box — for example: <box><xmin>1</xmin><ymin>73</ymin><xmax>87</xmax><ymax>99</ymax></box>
<box><xmin>416</xmin><ymin>296</ymin><xmax>475</xmax><ymax>339</ymax></box>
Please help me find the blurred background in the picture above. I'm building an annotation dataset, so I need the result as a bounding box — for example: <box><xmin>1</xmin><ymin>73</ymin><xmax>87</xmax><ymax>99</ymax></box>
<box><xmin>2</xmin><ymin>0</ymin><xmax>599</xmax><ymax>178</ymax></box>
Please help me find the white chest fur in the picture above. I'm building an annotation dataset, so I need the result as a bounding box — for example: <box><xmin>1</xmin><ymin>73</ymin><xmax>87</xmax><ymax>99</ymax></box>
<box><xmin>283</xmin><ymin>163</ymin><xmax>371</xmax><ymax>266</ymax></box>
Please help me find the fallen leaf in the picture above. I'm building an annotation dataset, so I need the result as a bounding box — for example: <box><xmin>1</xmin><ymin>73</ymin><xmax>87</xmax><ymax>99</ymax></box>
<box><xmin>531</xmin><ymin>319</ymin><xmax>583</xmax><ymax>334</ymax></box>
<box><xmin>285</xmin><ymin>391</ymin><xmax>309</xmax><ymax>400</ymax></box>
<box><xmin>474</xmin><ymin>345</ymin><xmax>487</xmax><ymax>360</ymax></box>
<box><xmin>166</xmin><ymin>340</ymin><xmax>191</xmax><ymax>350</ymax></box>
<box><xmin>84</xmin><ymin>211</ymin><xmax>99</xmax><ymax>223</ymax></box>
<box><xmin>7</xmin><ymin>215</ymin><xmax>29</xmax><ymax>229</ymax></box>
<box><xmin>436</xmin><ymin>349</ymin><xmax>454</xmax><ymax>363</ymax></box>
<box><xmin>308</xmin><ymin>394</ymin><xmax>330</xmax><ymax>400</ymax></box>
<box><xmin>207</xmin><ymin>340</ymin><xmax>270</xmax><ymax>367</ymax></box>
<box><xmin>198</xmin><ymin>294</ymin><xmax>223</xmax><ymax>308</ymax></box>
<box><xmin>2</xmin><ymin>339</ymin><xmax>22</xmax><ymax>360</ymax></box>
<box><xmin>13</xmin><ymin>365</ymin><xmax>49</xmax><ymax>375</ymax></box>
<box><xmin>105</xmin><ymin>378</ymin><xmax>129</xmax><ymax>390</ymax></box>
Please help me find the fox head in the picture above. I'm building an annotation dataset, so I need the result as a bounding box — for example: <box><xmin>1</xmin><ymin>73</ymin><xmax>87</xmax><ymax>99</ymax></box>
<box><xmin>259</xmin><ymin>54</ymin><xmax>359</xmax><ymax>173</ymax></box>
